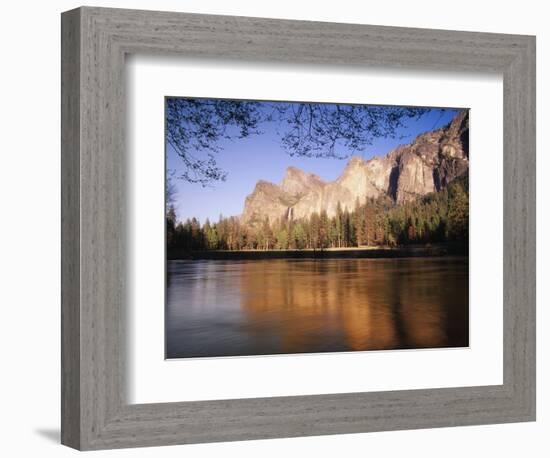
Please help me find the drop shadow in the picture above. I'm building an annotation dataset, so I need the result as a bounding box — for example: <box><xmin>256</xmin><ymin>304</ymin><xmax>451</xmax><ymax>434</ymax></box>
<box><xmin>35</xmin><ymin>428</ymin><xmax>60</xmax><ymax>443</ymax></box>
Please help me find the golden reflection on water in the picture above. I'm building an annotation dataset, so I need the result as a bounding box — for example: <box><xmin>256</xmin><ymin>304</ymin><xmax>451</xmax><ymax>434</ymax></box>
<box><xmin>165</xmin><ymin>258</ymin><xmax>468</xmax><ymax>358</ymax></box>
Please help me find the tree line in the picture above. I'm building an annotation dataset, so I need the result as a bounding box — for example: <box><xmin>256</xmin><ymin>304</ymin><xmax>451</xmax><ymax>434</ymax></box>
<box><xmin>167</xmin><ymin>176</ymin><xmax>468</xmax><ymax>255</ymax></box>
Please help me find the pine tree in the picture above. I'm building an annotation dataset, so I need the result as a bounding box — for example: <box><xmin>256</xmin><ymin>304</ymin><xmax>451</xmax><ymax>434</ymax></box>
<box><xmin>166</xmin><ymin>205</ymin><xmax>177</xmax><ymax>250</ymax></box>
<box><xmin>335</xmin><ymin>202</ymin><xmax>343</xmax><ymax>248</ymax></box>
<box><xmin>309</xmin><ymin>212</ymin><xmax>321</xmax><ymax>249</ymax></box>
<box><xmin>447</xmin><ymin>180</ymin><xmax>469</xmax><ymax>241</ymax></box>
<box><xmin>353</xmin><ymin>198</ymin><xmax>364</xmax><ymax>246</ymax></box>
<box><xmin>319</xmin><ymin>210</ymin><xmax>329</xmax><ymax>249</ymax></box>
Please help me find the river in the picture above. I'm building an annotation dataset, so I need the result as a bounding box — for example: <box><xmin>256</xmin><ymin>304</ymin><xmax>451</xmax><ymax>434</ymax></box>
<box><xmin>166</xmin><ymin>257</ymin><xmax>468</xmax><ymax>358</ymax></box>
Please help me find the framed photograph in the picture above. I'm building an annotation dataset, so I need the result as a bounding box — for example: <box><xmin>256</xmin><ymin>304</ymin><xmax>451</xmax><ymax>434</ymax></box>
<box><xmin>61</xmin><ymin>6</ymin><xmax>536</xmax><ymax>450</ymax></box>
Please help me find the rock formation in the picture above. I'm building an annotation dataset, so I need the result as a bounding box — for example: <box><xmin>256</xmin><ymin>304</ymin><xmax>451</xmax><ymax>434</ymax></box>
<box><xmin>241</xmin><ymin>110</ymin><xmax>469</xmax><ymax>224</ymax></box>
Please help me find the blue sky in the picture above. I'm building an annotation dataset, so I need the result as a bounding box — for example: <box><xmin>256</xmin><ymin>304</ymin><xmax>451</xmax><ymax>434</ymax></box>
<box><xmin>166</xmin><ymin>100</ymin><xmax>459</xmax><ymax>224</ymax></box>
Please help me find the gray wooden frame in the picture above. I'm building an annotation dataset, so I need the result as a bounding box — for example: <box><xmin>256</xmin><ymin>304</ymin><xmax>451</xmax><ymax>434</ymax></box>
<box><xmin>61</xmin><ymin>6</ymin><xmax>536</xmax><ymax>451</ymax></box>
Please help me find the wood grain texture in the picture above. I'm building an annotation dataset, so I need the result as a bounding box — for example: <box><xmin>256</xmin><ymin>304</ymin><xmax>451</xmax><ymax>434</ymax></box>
<box><xmin>60</xmin><ymin>7</ymin><xmax>81</xmax><ymax>449</ymax></box>
<box><xmin>61</xmin><ymin>6</ymin><xmax>536</xmax><ymax>450</ymax></box>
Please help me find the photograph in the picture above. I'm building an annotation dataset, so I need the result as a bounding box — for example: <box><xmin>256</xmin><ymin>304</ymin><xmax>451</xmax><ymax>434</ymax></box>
<box><xmin>165</xmin><ymin>97</ymin><xmax>470</xmax><ymax>359</ymax></box>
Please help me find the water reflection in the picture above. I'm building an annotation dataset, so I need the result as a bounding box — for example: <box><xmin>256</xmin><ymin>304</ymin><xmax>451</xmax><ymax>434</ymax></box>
<box><xmin>166</xmin><ymin>258</ymin><xmax>468</xmax><ymax>358</ymax></box>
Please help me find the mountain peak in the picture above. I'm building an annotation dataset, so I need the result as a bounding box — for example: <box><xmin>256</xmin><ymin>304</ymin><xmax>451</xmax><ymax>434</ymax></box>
<box><xmin>281</xmin><ymin>166</ymin><xmax>324</xmax><ymax>197</ymax></box>
<box><xmin>347</xmin><ymin>156</ymin><xmax>366</xmax><ymax>166</ymax></box>
<box><xmin>285</xmin><ymin>165</ymin><xmax>304</xmax><ymax>175</ymax></box>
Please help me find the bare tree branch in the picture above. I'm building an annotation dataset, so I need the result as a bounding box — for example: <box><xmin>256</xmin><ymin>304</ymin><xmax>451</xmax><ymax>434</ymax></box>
<box><xmin>166</xmin><ymin>98</ymin><xmax>430</xmax><ymax>185</ymax></box>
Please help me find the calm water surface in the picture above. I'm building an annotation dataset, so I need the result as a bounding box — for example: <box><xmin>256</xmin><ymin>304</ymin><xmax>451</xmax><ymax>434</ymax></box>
<box><xmin>166</xmin><ymin>257</ymin><xmax>468</xmax><ymax>358</ymax></box>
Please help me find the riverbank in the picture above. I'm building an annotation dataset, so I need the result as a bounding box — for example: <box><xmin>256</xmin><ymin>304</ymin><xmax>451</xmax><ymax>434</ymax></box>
<box><xmin>168</xmin><ymin>243</ymin><xmax>467</xmax><ymax>260</ymax></box>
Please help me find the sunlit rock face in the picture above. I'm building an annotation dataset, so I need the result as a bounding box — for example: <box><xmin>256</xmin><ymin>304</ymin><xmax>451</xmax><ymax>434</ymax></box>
<box><xmin>390</xmin><ymin>110</ymin><xmax>469</xmax><ymax>202</ymax></box>
<box><xmin>292</xmin><ymin>155</ymin><xmax>393</xmax><ymax>219</ymax></box>
<box><xmin>393</xmin><ymin>151</ymin><xmax>436</xmax><ymax>202</ymax></box>
<box><xmin>241</xmin><ymin>180</ymin><xmax>291</xmax><ymax>225</ymax></box>
<box><xmin>241</xmin><ymin>110</ymin><xmax>469</xmax><ymax>224</ymax></box>
<box><xmin>280</xmin><ymin>166</ymin><xmax>325</xmax><ymax>198</ymax></box>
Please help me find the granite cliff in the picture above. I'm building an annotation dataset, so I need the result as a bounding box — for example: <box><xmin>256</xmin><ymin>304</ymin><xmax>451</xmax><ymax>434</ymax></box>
<box><xmin>241</xmin><ymin>110</ymin><xmax>469</xmax><ymax>224</ymax></box>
